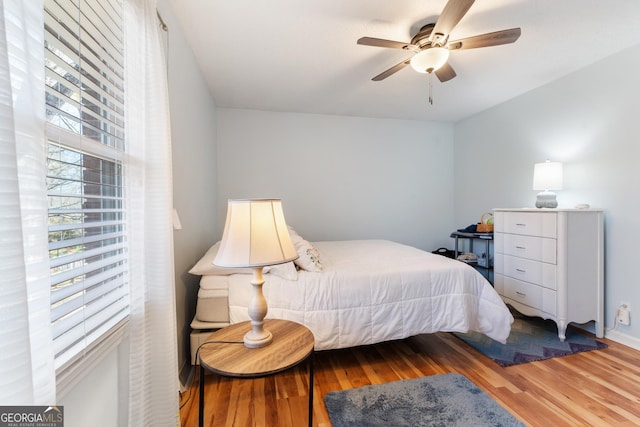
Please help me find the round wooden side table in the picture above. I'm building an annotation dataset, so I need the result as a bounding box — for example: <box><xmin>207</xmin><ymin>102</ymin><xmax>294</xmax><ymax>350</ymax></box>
<box><xmin>198</xmin><ymin>319</ymin><xmax>315</xmax><ymax>427</ymax></box>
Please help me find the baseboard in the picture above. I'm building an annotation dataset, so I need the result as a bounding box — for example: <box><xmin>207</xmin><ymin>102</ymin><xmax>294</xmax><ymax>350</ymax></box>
<box><xmin>179</xmin><ymin>361</ymin><xmax>195</xmax><ymax>393</ymax></box>
<box><xmin>605</xmin><ymin>328</ymin><xmax>640</xmax><ymax>350</ymax></box>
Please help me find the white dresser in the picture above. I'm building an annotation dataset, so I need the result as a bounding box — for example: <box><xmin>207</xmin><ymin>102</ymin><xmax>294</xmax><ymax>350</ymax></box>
<box><xmin>493</xmin><ymin>208</ymin><xmax>604</xmax><ymax>340</ymax></box>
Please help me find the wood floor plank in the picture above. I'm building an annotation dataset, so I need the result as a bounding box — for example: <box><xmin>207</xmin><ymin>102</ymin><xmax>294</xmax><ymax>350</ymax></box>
<box><xmin>181</xmin><ymin>330</ymin><xmax>640</xmax><ymax>426</ymax></box>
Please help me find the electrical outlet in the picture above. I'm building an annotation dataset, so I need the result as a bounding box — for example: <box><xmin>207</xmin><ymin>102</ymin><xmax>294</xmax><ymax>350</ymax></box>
<box><xmin>616</xmin><ymin>302</ymin><xmax>631</xmax><ymax>326</ymax></box>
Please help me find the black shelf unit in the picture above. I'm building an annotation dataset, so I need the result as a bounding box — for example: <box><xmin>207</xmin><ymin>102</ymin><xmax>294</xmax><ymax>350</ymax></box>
<box><xmin>449</xmin><ymin>231</ymin><xmax>493</xmax><ymax>284</ymax></box>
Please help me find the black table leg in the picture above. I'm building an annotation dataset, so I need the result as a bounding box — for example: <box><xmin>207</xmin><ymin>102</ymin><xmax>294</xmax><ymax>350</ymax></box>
<box><xmin>199</xmin><ymin>365</ymin><xmax>204</xmax><ymax>427</ymax></box>
<box><xmin>308</xmin><ymin>352</ymin><xmax>314</xmax><ymax>427</ymax></box>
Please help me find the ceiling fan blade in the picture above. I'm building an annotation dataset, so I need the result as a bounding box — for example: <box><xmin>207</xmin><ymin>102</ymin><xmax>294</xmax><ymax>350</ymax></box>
<box><xmin>357</xmin><ymin>37</ymin><xmax>417</xmax><ymax>51</ymax></box>
<box><xmin>371</xmin><ymin>58</ymin><xmax>412</xmax><ymax>81</ymax></box>
<box><xmin>435</xmin><ymin>62</ymin><xmax>456</xmax><ymax>82</ymax></box>
<box><xmin>448</xmin><ymin>28</ymin><xmax>521</xmax><ymax>50</ymax></box>
<box><xmin>430</xmin><ymin>0</ymin><xmax>475</xmax><ymax>45</ymax></box>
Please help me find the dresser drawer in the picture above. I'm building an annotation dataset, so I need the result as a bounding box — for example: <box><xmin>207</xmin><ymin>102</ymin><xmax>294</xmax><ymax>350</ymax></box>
<box><xmin>501</xmin><ymin>211</ymin><xmax>557</xmax><ymax>238</ymax></box>
<box><xmin>501</xmin><ymin>254</ymin><xmax>557</xmax><ymax>290</ymax></box>
<box><xmin>499</xmin><ymin>233</ymin><xmax>556</xmax><ymax>264</ymax></box>
<box><xmin>503</xmin><ymin>276</ymin><xmax>542</xmax><ymax>309</ymax></box>
<box><xmin>496</xmin><ymin>275</ymin><xmax>557</xmax><ymax>315</ymax></box>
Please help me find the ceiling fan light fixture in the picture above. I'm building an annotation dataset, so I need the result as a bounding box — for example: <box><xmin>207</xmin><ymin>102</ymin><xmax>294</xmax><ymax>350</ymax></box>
<box><xmin>410</xmin><ymin>47</ymin><xmax>450</xmax><ymax>73</ymax></box>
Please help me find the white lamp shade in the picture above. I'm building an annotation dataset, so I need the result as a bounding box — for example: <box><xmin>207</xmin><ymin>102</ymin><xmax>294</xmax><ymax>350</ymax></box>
<box><xmin>533</xmin><ymin>161</ymin><xmax>563</xmax><ymax>191</ymax></box>
<box><xmin>214</xmin><ymin>199</ymin><xmax>298</xmax><ymax>267</ymax></box>
<box><xmin>410</xmin><ymin>47</ymin><xmax>450</xmax><ymax>73</ymax></box>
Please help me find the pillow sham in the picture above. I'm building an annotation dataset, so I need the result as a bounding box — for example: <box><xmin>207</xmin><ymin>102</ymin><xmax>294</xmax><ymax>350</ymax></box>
<box><xmin>188</xmin><ymin>241</ymin><xmax>298</xmax><ymax>280</ymax></box>
<box><xmin>287</xmin><ymin>226</ymin><xmax>323</xmax><ymax>272</ymax></box>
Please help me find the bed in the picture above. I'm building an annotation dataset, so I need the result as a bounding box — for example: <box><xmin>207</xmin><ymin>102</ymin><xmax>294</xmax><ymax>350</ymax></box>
<box><xmin>189</xmin><ymin>230</ymin><xmax>513</xmax><ymax>359</ymax></box>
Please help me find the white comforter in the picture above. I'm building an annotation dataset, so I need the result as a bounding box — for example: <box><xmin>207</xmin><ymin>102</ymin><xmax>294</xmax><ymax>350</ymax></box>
<box><xmin>228</xmin><ymin>240</ymin><xmax>513</xmax><ymax>350</ymax></box>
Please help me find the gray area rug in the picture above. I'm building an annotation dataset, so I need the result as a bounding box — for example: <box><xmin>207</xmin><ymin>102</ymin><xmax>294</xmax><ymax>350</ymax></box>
<box><xmin>324</xmin><ymin>373</ymin><xmax>524</xmax><ymax>427</ymax></box>
<box><xmin>454</xmin><ymin>313</ymin><xmax>607</xmax><ymax>367</ymax></box>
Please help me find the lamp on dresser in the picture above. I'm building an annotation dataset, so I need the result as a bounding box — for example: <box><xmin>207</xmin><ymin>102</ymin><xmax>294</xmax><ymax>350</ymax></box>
<box><xmin>213</xmin><ymin>198</ymin><xmax>298</xmax><ymax>348</ymax></box>
<box><xmin>533</xmin><ymin>160</ymin><xmax>563</xmax><ymax>208</ymax></box>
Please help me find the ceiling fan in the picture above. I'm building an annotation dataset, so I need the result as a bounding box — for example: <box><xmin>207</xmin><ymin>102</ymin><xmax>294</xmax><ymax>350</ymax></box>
<box><xmin>357</xmin><ymin>0</ymin><xmax>521</xmax><ymax>84</ymax></box>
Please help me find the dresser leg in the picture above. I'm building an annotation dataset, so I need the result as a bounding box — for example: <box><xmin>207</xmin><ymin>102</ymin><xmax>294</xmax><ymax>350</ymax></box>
<box><xmin>557</xmin><ymin>320</ymin><xmax>567</xmax><ymax>342</ymax></box>
<box><xmin>595</xmin><ymin>321</ymin><xmax>604</xmax><ymax>339</ymax></box>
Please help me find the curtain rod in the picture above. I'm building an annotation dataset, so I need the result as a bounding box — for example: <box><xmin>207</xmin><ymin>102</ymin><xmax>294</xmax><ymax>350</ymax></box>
<box><xmin>157</xmin><ymin>10</ymin><xmax>168</xmax><ymax>31</ymax></box>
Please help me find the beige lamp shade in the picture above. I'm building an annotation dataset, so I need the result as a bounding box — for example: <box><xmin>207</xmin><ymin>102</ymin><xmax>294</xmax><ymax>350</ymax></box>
<box><xmin>533</xmin><ymin>161</ymin><xmax>563</xmax><ymax>191</ymax></box>
<box><xmin>214</xmin><ymin>199</ymin><xmax>298</xmax><ymax>268</ymax></box>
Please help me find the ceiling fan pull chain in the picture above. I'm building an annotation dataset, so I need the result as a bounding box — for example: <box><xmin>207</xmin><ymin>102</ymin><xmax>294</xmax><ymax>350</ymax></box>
<box><xmin>428</xmin><ymin>72</ymin><xmax>434</xmax><ymax>105</ymax></box>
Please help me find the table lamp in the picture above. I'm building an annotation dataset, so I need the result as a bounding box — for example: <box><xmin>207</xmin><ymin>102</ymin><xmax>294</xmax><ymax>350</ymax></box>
<box><xmin>214</xmin><ymin>199</ymin><xmax>298</xmax><ymax>348</ymax></box>
<box><xmin>532</xmin><ymin>160</ymin><xmax>563</xmax><ymax>208</ymax></box>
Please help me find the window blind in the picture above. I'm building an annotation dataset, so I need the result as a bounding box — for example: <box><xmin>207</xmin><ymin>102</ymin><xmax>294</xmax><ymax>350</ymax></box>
<box><xmin>44</xmin><ymin>0</ymin><xmax>128</xmax><ymax>371</ymax></box>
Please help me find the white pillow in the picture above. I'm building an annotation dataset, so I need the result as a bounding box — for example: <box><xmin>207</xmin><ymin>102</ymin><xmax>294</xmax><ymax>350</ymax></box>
<box><xmin>287</xmin><ymin>227</ymin><xmax>323</xmax><ymax>272</ymax></box>
<box><xmin>189</xmin><ymin>241</ymin><xmax>298</xmax><ymax>280</ymax></box>
<box><xmin>264</xmin><ymin>262</ymin><xmax>298</xmax><ymax>280</ymax></box>
<box><xmin>188</xmin><ymin>242</ymin><xmax>250</xmax><ymax>276</ymax></box>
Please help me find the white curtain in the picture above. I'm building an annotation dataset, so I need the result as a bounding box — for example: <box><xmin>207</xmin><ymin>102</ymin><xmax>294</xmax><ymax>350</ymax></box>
<box><xmin>0</xmin><ymin>0</ymin><xmax>56</xmax><ymax>405</ymax></box>
<box><xmin>124</xmin><ymin>0</ymin><xmax>180</xmax><ymax>425</ymax></box>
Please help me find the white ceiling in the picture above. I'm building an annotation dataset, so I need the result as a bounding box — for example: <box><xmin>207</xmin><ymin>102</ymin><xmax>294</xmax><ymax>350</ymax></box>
<box><xmin>169</xmin><ymin>0</ymin><xmax>640</xmax><ymax>122</ymax></box>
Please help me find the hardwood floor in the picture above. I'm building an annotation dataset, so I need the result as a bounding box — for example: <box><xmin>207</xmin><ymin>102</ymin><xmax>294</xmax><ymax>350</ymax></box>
<box><xmin>180</xmin><ymin>329</ymin><xmax>640</xmax><ymax>426</ymax></box>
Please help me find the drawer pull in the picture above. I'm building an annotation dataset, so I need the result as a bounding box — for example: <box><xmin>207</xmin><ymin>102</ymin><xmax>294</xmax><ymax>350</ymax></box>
<box><xmin>515</xmin><ymin>223</ymin><xmax>527</xmax><ymax>227</ymax></box>
<box><xmin>515</xmin><ymin>268</ymin><xmax>526</xmax><ymax>273</ymax></box>
<box><xmin>516</xmin><ymin>291</ymin><xmax>527</xmax><ymax>297</ymax></box>
<box><xmin>515</xmin><ymin>246</ymin><xmax>526</xmax><ymax>250</ymax></box>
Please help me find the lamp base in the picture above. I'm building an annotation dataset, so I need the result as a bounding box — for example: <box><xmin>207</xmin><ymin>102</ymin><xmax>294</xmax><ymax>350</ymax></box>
<box><xmin>243</xmin><ymin>329</ymin><xmax>273</xmax><ymax>348</ymax></box>
<box><xmin>535</xmin><ymin>191</ymin><xmax>558</xmax><ymax>208</ymax></box>
<box><xmin>244</xmin><ymin>266</ymin><xmax>273</xmax><ymax>348</ymax></box>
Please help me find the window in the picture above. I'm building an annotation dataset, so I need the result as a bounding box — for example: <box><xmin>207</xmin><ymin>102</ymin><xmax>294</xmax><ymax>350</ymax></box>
<box><xmin>44</xmin><ymin>0</ymin><xmax>128</xmax><ymax>372</ymax></box>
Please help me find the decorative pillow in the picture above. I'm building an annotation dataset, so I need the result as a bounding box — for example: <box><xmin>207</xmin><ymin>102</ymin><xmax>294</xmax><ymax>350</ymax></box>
<box><xmin>189</xmin><ymin>241</ymin><xmax>299</xmax><ymax>280</ymax></box>
<box><xmin>287</xmin><ymin>226</ymin><xmax>323</xmax><ymax>272</ymax></box>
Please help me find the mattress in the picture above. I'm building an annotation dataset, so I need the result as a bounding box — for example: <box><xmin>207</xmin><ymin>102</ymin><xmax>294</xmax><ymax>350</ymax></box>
<box><xmin>195</xmin><ymin>275</ymin><xmax>230</xmax><ymax>324</ymax></box>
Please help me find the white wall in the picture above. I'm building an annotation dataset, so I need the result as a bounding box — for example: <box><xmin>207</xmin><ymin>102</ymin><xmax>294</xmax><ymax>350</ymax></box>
<box><xmin>57</xmin><ymin>348</ymin><xmax>122</xmax><ymax>427</ymax></box>
<box><xmin>454</xmin><ymin>44</ymin><xmax>640</xmax><ymax>346</ymax></box>
<box><xmin>216</xmin><ymin>109</ymin><xmax>455</xmax><ymax>251</ymax></box>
